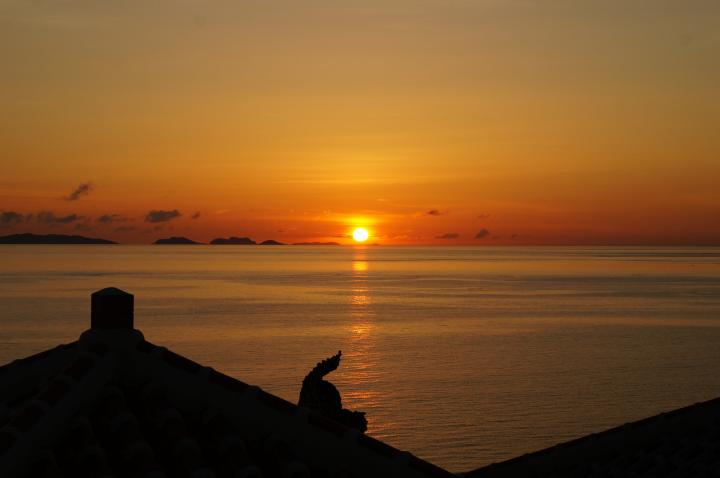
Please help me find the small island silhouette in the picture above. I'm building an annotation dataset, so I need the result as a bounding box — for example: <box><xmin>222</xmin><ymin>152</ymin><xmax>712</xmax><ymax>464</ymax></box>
<box><xmin>210</xmin><ymin>236</ymin><xmax>256</xmax><ymax>245</ymax></box>
<box><xmin>0</xmin><ymin>233</ymin><xmax>117</xmax><ymax>244</ymax></box>
<box><xmin>1</xmin><ymin>233</ymin><xmax>348</xmax><ymax>246</ymax></box>
<box><xmin>153</xmin><ymin>236</ymin><xmax>203</xmax><ymax>245</ymax></box>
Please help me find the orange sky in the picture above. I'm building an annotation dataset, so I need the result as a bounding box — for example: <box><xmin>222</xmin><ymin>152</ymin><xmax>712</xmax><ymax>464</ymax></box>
<box><xmin>1</xmin><ymin>1</ymin><xmax>719</xmax><ymax>245</ymax></box>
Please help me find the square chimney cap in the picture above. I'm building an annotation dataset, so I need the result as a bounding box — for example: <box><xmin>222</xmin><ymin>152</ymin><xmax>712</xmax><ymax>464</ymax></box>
<box><xmin>91</xmin><ymin>287</ymin><xmax>134</xmax><ymax>330</ymax></box>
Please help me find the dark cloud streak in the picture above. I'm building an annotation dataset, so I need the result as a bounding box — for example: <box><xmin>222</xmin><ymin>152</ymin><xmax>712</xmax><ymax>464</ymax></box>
<box><xmin>97</xmin><ymin>214</ymin><xmax>128</xmax><ymax>224</ymax></box>
<box><xmin>0</xmin><ymin>211</ymin><xmax>24</xmax><ymax>224</ymax></box>
<box><xmin>65</xmin><ymin>182</ymin><xmax>94</xmax><ymax>201</ymax></box>
<box><xmin>426</xmin><ymin>209</ymin><xmax>447</xmax><ymax>216</ymax></box>
<box><xmin>145</xmin><ymin>209</ymin><xmax>181</xmax><ymax>223</ymax></box>
<box><xmin>475</xmin><ymin>228</ymin><xmax>490</xmax><ymax>239</ymax></box>
<box><xmin>37</xmin><ymin>211</ymin><xmax>83</xmax><ymax>224</ymax></box>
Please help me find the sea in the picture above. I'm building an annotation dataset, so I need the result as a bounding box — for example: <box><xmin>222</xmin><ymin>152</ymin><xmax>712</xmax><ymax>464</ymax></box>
<box><xmin>1</xmin><ymin>245</ymin><xmax>719</xmax><ymax>472</ymax></box>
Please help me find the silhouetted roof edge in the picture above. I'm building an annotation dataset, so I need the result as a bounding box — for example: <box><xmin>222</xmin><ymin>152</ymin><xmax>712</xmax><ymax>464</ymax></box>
<box><xmin>0</xmin><ymin>333</ymin><xmax>458</xmax><ymax>478</ymax></box>
<box><xmin>464</xmin><ymin>394</ymin><xmax>720</xmax><ymax>477</ymax></box>
<box><xmin>133</xmin><ymin>339</ymin><xmax>457</xmax><ymax>477</ymax></box>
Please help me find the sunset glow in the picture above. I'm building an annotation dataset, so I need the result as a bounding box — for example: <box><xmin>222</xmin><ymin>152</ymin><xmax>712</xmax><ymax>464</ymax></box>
<box><xmin>0</xmin><ymin>2</ymin><xmax>718</xmax><ymax>245</ymax></box>
<box><xmin>2</xmin><ymin>3</ymin><xmax>720</xmax><ymax>475</ymax></box>
<box><xmin>352</xmin><ymin>228</ymin><xmax>369</xmax><ymax>243</ymax></box>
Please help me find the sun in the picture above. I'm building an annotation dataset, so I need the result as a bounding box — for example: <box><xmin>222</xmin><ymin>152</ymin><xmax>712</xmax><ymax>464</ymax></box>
<box><xmin>352</xmin><ymin>227</ymin><xmax>369</xmax><ymax>243</ymax></box>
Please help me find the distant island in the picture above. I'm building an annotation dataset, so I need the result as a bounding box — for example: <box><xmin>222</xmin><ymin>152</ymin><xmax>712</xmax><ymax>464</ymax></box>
<box><xmin>210</xmin><ymin>237</ymin><xmax>337</xmax><ymax>245</ymax></box>
<box><xmin>154</xmin><ymin>236</ymin><xmax>203</xmax><ymax>245</ymax></box>
<box><xmin>0</xmin><ymin>233</ymin><xmax>117</xmax><ymax>244</ymax></box>
<box><xmin>210</xmin><ymin>236</ymin><xmax>256</xmax><ymax>245</ymax></box>
<box><xmin>0</xmin><ymin>233</ymin><xmax>352</xmax><ymax>246</ymax></box>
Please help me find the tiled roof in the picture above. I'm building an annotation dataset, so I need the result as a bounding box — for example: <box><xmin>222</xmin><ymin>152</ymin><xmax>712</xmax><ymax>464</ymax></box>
<box><xmin>465</xmin><ymin>396</ymin><xmax>720</xmax><ymax>478</ymax></box>
<box><xmin>5</xmin><ymin>288</ymin><xmax>718</xmax><ymax>478</ymax></box>
<box><xmin>0</xmin><ymin>288</ymin><xmax>456</xmax><ymax>478</ymax></box>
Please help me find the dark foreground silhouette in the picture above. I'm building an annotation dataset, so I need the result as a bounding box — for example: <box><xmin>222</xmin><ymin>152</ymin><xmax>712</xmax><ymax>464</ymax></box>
<box><xmin>0</xmin><ymin>233</ymin><xmax>116</xmax><ymax>244</ymax></box>
<box><xmin>298</xmin><ymin>351</ymin><xmax>368</xmax><ymax>432</ymax></box>
<box><xmin>1</xmin><ymin>288</ymin><xmax>715</xmax><ymax>477</ymax></box>
<box><xmin>0</xmin><ymin>288</ymin><xmax>455</xmax><ymax>477</ymax></box>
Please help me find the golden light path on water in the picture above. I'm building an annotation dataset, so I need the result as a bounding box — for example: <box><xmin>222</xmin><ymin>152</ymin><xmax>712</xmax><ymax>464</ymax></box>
<box><xmin>343</xmin><ymin>248</ymin><xmax>394</xmax><ymax>435</ymax></box>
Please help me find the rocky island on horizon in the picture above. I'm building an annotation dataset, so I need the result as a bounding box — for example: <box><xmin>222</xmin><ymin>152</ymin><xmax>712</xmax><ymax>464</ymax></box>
<box><xmin>0</xmin><ymin>233</ymin><xmax>117</xmax><ymax>244</ymax></box>
<box><xmin>0</xmin><ymin>233</ymin><xmax>353</xmax><ymax>246</ymax></box>
<box><xmin>209</xmin><ymin>236</ymin><xmax>256</xmax><ymax>245</ymax></box>
<box><xmin>210</xmin><ymin>237</ymin><xmax>336</xmax><ymax>245</ymax></box>
<box><xmin>153</xmin><ymin>236</ymin><xmax>204</xmax><ymax>245</ymax></box>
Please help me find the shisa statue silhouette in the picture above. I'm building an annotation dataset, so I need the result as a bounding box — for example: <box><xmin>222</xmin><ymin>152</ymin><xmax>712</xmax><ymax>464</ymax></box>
<box><xmin>298</xmin><ymin>351</ymin><xmax>368</xmax><ymax>432</ymax></box>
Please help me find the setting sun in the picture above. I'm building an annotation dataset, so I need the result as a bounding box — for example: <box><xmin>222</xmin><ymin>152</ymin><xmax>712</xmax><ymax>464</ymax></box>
<box><xmin>352</xmin><ymin>228</ymin><xmax>369</xmax><ymax>243</ymax></box>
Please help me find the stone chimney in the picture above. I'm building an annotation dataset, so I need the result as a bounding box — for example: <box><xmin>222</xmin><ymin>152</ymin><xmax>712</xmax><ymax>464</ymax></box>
<box><xmin>91</xmin><ymin>287</ymin><xmax>134</xmax><ymax>330</ymax></box>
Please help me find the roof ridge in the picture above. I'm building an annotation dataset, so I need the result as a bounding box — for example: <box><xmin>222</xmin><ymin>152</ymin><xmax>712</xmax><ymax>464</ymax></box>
<box><xmin>2</xmin><ymin>289</ymin><xmax>459</xmax><ymax>477</ymax></box>
<box><xmin>135</xmin><ymin>339</ymin><xmax>457</xmax><ymax>478</ymax></box>
<box><xmin>466</xmin><ymin>395</ymin><xmax>720</xmax><ymax>476</ymax></box>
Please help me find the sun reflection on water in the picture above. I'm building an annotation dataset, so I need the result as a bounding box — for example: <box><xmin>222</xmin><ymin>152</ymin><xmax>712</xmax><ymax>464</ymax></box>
<box><xmin>350</xmin><ymin>250</ymin><xmax>371</xmax><ymax>317</ymax></box>
<box><xmin>342</xmin><ymin>250</ymin><xmax>390</xmax><ymax>432</ymax></box>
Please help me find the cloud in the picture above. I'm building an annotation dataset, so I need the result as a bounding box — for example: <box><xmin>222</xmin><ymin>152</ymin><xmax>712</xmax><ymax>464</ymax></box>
<box><xmin>426</xmin><ymin>209</ymin><xmax>447</xmax><ymax>216</ymax></box>
<box><xmin>0</xmin><ymin>211</ymin><xmax>25</xmax><ymax>224</ymax></box>
<box><xmin>97</xmin><ymin>213</ymin><xmax>128</xmax><ymax>224</ymax></box>
<box><xmin>475</xmin><ymin>228</ymin><xmax>490</xmax><ymax>239</ymax></box>
<box><xmin>435</xmin><ymin>232</ymin><xmax>459</xmax><ymax>239</ymax></box>
<box><xmin>36</xmin><ymin>211</ymin><xmax>83</xmax><ymax>224</ymax></box>
<box><xmin>191</xmin><ymin>211</ymin><xmax>201</xmax><ymax>219</ymax></box>
<box><xmin>145</xmin><ymin>209</ymin><xmax>181</xmax><ymax>223</ymax></box>
<box><xmin>65</xmin><ymin>182</ymin><xmax>94</xmax><ymax>201</ymax></box>
<box><xmin>477</xmin><ymin>213</ymin><xmax>490</xmax><ymax>219</ymax></box>
<box><xmin>114</xmin><ymin>226</ymin><xmax>137</xmax><ymax>232</ymax></box>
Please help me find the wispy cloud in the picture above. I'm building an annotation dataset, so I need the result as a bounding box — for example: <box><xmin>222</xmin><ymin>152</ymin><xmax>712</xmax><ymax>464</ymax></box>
<box><xmin>426</xmin><ymin>209</ymin><xmax>447</xmax><ymax>216</ymax></box>
<box><xmin>475</xmin><ymin>228</ymin><xmax>490</xmax><ymax>239</ymax></box>
<box><xmin>145</xmin><ymin>209</ymin><xmax>181</xmax><ymax>223</ymax></box>
<box><xmin>191</xmin><ymin>211</ymin><xmax>201</xmax><ymax>219</ymax></box>
<box><xmin>436</xmin><ymin>232</ymin><xmax>459</xmax><ymax>239</ymax></box>
<box><xmin>0</xmin><ymin>211</ymin><xmax>25</xmax><ymax>224</ymax></box>
<box><xmin>65</xmin><ymin>182</ymin><xmax>94</xmax><ymax>201</ymax></box>
<box><xmin>97</xmin><ymin>213</ymin><xmax>128</xmax><ymax>224</ymax></box>
<box><xmin>37</xmin><ymin>211</ymin><xmax>83</xmax><ymax>224</ymax></box>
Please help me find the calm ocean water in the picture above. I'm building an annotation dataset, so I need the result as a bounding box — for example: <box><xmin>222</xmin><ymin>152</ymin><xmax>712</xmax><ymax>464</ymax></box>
<box><xmin>1</xmin><ymin>245</ymin><xmax>720</xmax><ymax>471</ymax></box>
